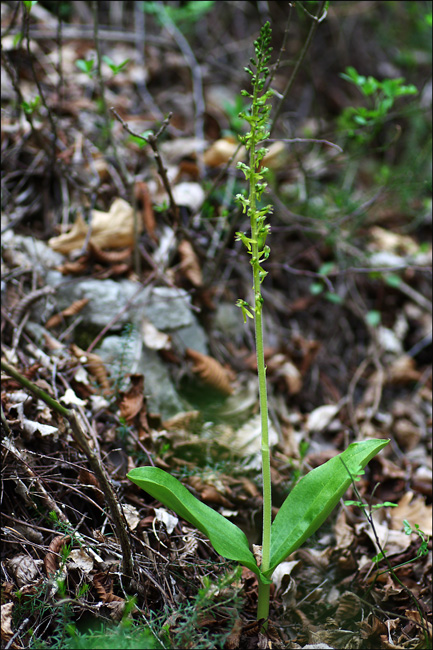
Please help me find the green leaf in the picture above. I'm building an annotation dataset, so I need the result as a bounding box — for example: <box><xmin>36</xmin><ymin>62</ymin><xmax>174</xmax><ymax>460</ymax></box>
<box><xmin>265</xmin><ymin>439</ymin><xmax>389</xmax><ymax>577</ymax></box>
<box><xmin>325</xmin><ymin>292</ymin><xmax>343</xmax><ymax>304</ymax></box>
<box><xmin>403</xmin><ymin>519</ymin><xmax>413</xmax><ymax>535</ymax></box>
<box><xmin>384</xmin><ymin>273</ymin><xmax>402</xmax><ymax>288</ymax></box>
<box><xmin>127</xmin><ymin>467</ymin><xmax>269</xmax><ymax>583</ymax></box>
<box><xmin>318</xmin><ymin>262</ymin><xmax>336</xmax><ymax>276</ymax></box>
<box><xmin>102</xmin><ymin>55</ymin><xmax>130</xmax><ymax>75</ymax></box>
<box><xmin>76</xmin><ymin>59</ymin><xmax>95</xmax><ymax>75</ymax></box>
<box><xmin>344</xmin><ymin>500</ymin><xmax>366</xmax><ymax>508</ymax></box>
<box><xmin>366</xmin><ymin>310</ymin><xmax>381</xmax><ymax>327</ymax></box>
<box><xmin>310</xmin><ymin>282</ymin><xmax>324</xmax><ymax>295</ymax></box>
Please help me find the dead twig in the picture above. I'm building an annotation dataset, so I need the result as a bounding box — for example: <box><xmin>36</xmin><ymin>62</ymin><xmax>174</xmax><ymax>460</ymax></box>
<box><xmin>111</xmin><ymin>108</ymin><xmax>179</xmax><ymax>222</ymax></box>
<box><xmin>269</xmin><ymin>0</ymin><xmax>327</xmax><ymax>137</ymax></box>
<box><xmin>1</xmin><ymin>360</ymin><xmax>134</xmax><ymax>582</ymax></box>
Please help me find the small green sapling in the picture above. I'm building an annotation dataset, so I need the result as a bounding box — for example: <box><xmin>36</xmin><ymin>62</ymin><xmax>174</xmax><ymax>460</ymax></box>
<box><xmin>127</xmin><ymin>22</ymin><xmax>389</xmax><ymax>627</ymax></box>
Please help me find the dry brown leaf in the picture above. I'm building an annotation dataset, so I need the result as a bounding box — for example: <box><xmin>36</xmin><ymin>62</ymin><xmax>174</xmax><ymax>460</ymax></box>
<box><xmin>334</xmin><ymin>510</ymin><xmax>355</xmax><ymax>550</ymax></box>
<box><xmin>92</xmin><ymin>572</ymin><xmax>124</xmax><ymax>603</ymax></box>
<box><xmin>78</xmin><ymin>469</ymin><xmax>104</xmax><ymax>505</ymax></box>
<box><xmin>119</xmin><ymin>374</ymin><xmax>145</xmax><ymax>422</ymax></box>
<box><xmin>49</xmin><ymin>215</ymin><xmax>87</xmax><ymax>254</ymax></box>
<box><xmin>387</xmin><ymin>354</ymin><xmax>421</xmax><ymax>384</ymax></box>
<box><xmin>162</xmin><ymin>410</ymin><xmax>201</xmax><ymax>430</ymax></box>
<box><xmin>44</xmin><ymin>535</ymin><xmax>71</xmax><ymax>576</ymax></box>
<box><xmin>45</xmin><ymin>298</ymin><xmax>90</xmax><ymax>329</ymax></box>
<box><xmin>88</xmin><ymin>240</ymin><xmax>132</xmax><ymax>264</ymax></box>
<box><xmin>1</xmin><ymin>602</ymin><xmax>21</xmax><ymax>650</ymax></box>
<box><xmin>6</xmin><ymin>554</ymin><xmax>39</xmax><ymax>587</ymax></box>
<box><xmin>57</xmin><ymin>257</ymin><xmax>88</xmax><ymax>275</ymax></box>
<box><xmin>203</xmin><ymin>137</ymin><xmax>245</xmax><ymax>167</ymax></box>
<box><xmin>369</xmin><ymin>226</ymin><xmax>419</xmax><ymax>255</ymax></box>
<box><xmin>393</xmin><ymin>417</ymin><xmax>421</xmax><ymax>451</ymax></box>
<box><xmin>261</xmin><ymin>141</ymin><xmax>286</xmax><ymax>169</ymax></box>
<box><xmin>200</xmin><ymin>485</ymin><xmax>234</xmax><ymax>508</ymax></box>
<box><xmin>185</xmin><ymin>348</ymin><xmax>233</xmax><ymax>395</ymax></box>
<box><xmin>71</xmin><ymin>344</ymin><xmax>111</xmax><ymax>394</ymax></box>
<box><xmin>267</xmin><ymin>354</ymin><xmax>302</xmax><ymax>395</ymax></box>
<box><xmin>203</xmin><ymin>137</ymin><xmax>285</xmax><ymax>169</ymax></box>
<box><xmin>141</xmin><ymin>318</ymin><xmax>171</xmax><ymax>350</ymax></box>
<box><xmin>49</xmin><ymin>198</ymin><xmax>138</xmax><ymax>254</ymax></box>
<box><xmin>390</xmin><ymin>491</ymin><xmax>432</xmax><ymax>536</ymax></box>
<box><xmin>404</xmin><ymin>610</ymin><xmax>433</xmax><ymax>640</ymax></box>
<box><xmin>178</xmin><ymin>239</ymin><xmax>203</xmax><ymax>287</ymax></box>
<box><xmin>334</xmin><ymin>592</ymin><xmax>361</xmax><ymax>625</ymax></box>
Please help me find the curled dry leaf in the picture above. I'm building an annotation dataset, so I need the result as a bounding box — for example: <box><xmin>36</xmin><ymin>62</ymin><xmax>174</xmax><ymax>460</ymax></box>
<box><xmin>201</xmin><ymin>485</ymin><xmax>234</xmax><ymax>508</ymax></box>
<box><xmin>78</xmin><ymin>469</ymin><xmax>104</xmax><ymax>505</ymax></box>
<box><xmin>390</xmin><ymin>491</ymin><xmax>432</xmax><ymax>536</ymax></box>
<box><xmin>44</xmin><ymin>535</ymin><xmax>71</xmax><ymax>576</ymax></box>
<box><xmin>172</xmin><ymin>182</ymin><xmax>205</xmax><ymax>212</ymax></box>
<box><xmin>87</xmin><ymin>240</ymin><xmax>132</xmax><ymax>264</ymax></box>
<box><xmin>267</xmin><ymin>353</ymin><xmax>302</xmax><ymax>395</ymax></box>
<box><xmin>92</xmin><ymin>572</ymin><xmax>124</xmax><ymax>603</ymax></box>
<box><xmin>45</xmin><ymin>297</ymin><xmax>90</xmax><ymax>329</ymax></box>
<box><xmin>119</xmin><ymin>374</ymin><xmax>145</xmax><ymax>422</ymax></box>
<box><xmin>204</xmin><ymin>137</ymin><xmax>285</xmax><ymax>170</ymax></box>
<box><xmin>49</xmin><ymin>198</ymin><xmax>138</xmax><ymax>254</ymax></box>
<box><xmin>141</xmin><ymin>318</ymin><xmax>171</xmax><ymax>350</ymax></box>
<box><xmin>71</xmin><ymin>344</ymin><xmax>111</xmax><ymax>395</ymax></box>
<box><xmin>369</xmin><ymin>226</ymin><xmax>419</xmax><ymax>256</ymax></box>
<box><xmin>67</xmin><ymin>548</ymin><xmax>94</xmax><ymax>573</ymax></box>
<box><xmin>153</xmin><ymin>507</ymin><xmax>178</xmax><ymax>534</ymax></box>
<box><xmin>162</xmin><ymin>410</ymin><xmax>201</xmax><ymax>430</ymax></box>
<box><xmin>306</xmin><ymin>404</ymin><xmax>341</xmax><ymax>433</ymax></box>
<box><xmin>187</xmin><ymin>476</ymin><xmax>234</xmax><ymax>508</ymax></box>
<box><xmin>1</xmin><ymin>602</ymin><xmax>21</xmax><ymax>650</ymax></box>
<box><xmin>203</xmin><ymin>137</ymin><xmax>245</xmax><ymax>167</ymax></box>
<box><xmin>185</xmin><ymin>348</ymin><xmax>233</xmax><ymax>395</ymax></box>
<box><xmin>387</xmin><ymin>354</ymin><xmax>421</xmax><ymax>384</ymax></box>
<box><xmin>57</xmin><ymin>257</ymin><xmax>88</xmax><ymax>275</ymax></box>
<box><xmin>178</xmin><ymin>239</ymin><xmax>203</xmax><ymax>287</ymax></box>
<box><xmin>6</xmin><ymin>554</ymin><xmax>39</xmax><ymax>587</ymax></box>
<box><xmin>334</xmin><ymin>592</ymin><xmax>361</xmax><ymax>625</ymax></box>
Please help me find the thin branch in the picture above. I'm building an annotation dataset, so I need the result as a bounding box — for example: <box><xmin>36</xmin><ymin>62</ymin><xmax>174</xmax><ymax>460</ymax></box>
<box><xmin>111</xmin><ymin>108</ymin><xmax>179</xmax><ymax>221</ymax></box>
<box><xmin>266</xmin><ymin>137</ymin><xmax>343</xmax><ymax>153</ymax></box>
<box><xmin>23</xmin><ymin>5</ymin><xmax>58</xmax><ymax>161</ymax></box>
<box><xmin>269</xmin><ymin>0</ymin><xmax>327</xmax><ymax>137</ymax></box>
<box><xmin>92</xmin><ymin>1</ymin><xmax>130</xmax><ymax>190</ymax></box>
<box><xmin>156</xmin><ymin>2</ymin><xmax>206</xmax><ymax>177</ymax></box>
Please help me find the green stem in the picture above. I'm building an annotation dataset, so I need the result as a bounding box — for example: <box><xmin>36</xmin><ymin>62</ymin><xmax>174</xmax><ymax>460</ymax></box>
<box><xmin>257</xmin><ymin>580</ymin><xmax>271</xmax><ymax>623</ymax></box>
<box><xmin>249</xmin><ymin>78</ymin><xmax>272</xmax><ymax>626</ymax></box>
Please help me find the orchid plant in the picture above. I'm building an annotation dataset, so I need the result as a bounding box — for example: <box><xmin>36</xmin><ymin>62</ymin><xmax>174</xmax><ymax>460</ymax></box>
<box><xmin>127</xmin><ymin>22</ymin><xmax>389</xmax><ymax>627</ymax></box>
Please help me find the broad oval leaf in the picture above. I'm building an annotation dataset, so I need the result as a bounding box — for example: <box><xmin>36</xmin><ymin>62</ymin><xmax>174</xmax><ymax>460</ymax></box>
<box><xmin>127</xmin><ymin>467</ymin><xmax>269</xmax><ymax>583</ymax></box>
<box><xmin>266</xmin><ymin>439</ymin><xmax>389</xmax><ymax>578</ymax></box>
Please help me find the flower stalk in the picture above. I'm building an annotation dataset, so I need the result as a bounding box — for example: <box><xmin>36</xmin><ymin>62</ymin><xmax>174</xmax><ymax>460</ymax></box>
<box><xmin>235</xmin><ymin>21</ymin><xmax>274</xmax><ymax>624</ymax></box>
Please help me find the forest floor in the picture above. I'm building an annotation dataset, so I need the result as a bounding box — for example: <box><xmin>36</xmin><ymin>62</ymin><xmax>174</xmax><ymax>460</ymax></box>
<box><xmin>1</xmin><ymin>2</ymin><xmax>432</xmax><ymax>649</ymax></box>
